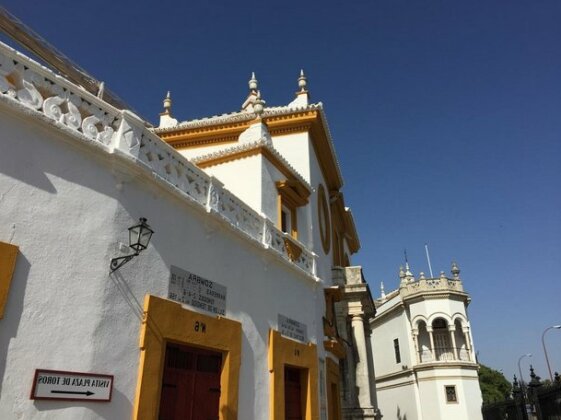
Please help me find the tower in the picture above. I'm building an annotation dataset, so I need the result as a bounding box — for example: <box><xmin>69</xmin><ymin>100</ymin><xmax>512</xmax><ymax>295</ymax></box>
<box><xmin>370</xmin><ymin>262</ymin><xmax>483</xmax><ymax>420</ymax></box>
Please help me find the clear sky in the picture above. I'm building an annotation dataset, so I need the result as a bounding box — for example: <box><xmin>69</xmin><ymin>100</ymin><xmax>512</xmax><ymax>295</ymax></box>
<box><xmin>2</xmin><ymin>1</ymin><xmax>560</xmax><ymax>383</ymax></box>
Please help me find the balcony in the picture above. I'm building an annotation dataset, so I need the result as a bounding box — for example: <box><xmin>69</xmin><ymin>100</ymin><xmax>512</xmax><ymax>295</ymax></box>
<box><xmin>418</xmin><ymin>347</ymin><xmax>472</xmax><ymax>363</ymax></box>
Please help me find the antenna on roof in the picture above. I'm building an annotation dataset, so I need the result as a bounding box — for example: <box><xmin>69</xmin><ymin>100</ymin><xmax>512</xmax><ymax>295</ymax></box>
<box><xmin>424</xmin><ymin>243</ymin><xmax>434</xmax><ymax>278</ymax></box>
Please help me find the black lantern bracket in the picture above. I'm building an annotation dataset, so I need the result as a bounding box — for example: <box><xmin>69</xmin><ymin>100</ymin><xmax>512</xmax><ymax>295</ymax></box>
<box><xmin>110</xmin><ymin>217</ymin><xmax>154</xmax><ymax>272</ymax></box>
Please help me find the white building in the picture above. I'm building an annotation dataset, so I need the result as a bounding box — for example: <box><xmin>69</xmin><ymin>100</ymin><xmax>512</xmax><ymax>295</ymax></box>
<box><xmin>0</xmin><ymin>31</ymin><xmax>380</xmax><ymax>420</ymax></box>
<box><xmin>370</xmin><ymin>263</ymin><xmax>483</xmax><ymax>420</ymax></box>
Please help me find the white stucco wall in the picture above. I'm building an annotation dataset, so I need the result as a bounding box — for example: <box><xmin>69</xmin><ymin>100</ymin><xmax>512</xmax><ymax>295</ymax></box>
<box><xmin>371</xmin><ymin>308</ymin><xmax>413</xmax><ymax>378</ymax></box>
<box><xmin>271</xmin><ymin>132</ymin><xmax>312</xmax><ymax>183</ymax></box>
<box><xmin>201</xmin><ymin>154</ymin><xmax>263</xmax><ymax>216</ymax></box>
<box><xmin>417</xmin><ymin>368</ymin><xmax>482</xmax><ymax>420</ymax></box>
<box><xmin>0</xmin><ymin>102</ymin><xmax>328</xmax><ymax>419</ymax></box>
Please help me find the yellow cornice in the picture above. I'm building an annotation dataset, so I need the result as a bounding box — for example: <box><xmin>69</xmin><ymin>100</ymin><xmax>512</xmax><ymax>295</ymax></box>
<box><xmin>159</xmin><ymin>121</ymin><xmax>251</xmax><ymax>149</ymax></box>
<box><xmin>276</xmin><ymin>180</ymin><xmax>310</xmax><ymax>208</ymax></box>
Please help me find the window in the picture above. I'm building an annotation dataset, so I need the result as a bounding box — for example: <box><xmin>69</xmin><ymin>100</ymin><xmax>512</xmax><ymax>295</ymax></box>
<box><xmin>445</xmin><ymin>385</ymin><xmax>458</xmax><ymax>403</ymax></box>
<box><xmin>276</xmin><ymin>180</ymin><xmax>309</xmax><ymax>239</ymax></box>
<box><xmin>394</xmin><ymin>338</ymin><xmax>401</xmax><ymax>364</ymax></box>
<box><xmin>281</xmin><ymin>206</ymin><xmax>291</xmax><ymax>235</ymax></box>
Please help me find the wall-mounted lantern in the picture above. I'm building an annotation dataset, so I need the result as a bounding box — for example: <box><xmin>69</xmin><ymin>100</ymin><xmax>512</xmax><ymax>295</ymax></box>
<box><xmin>110</xmin><ymin>217</ymin><xmax>154</xmax><ymax>272</ymax></box>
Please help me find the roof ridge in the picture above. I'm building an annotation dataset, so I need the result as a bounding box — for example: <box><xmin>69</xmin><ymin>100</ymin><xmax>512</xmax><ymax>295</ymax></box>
<box><xmin>191</xmin><ymin>138</ymin><xmax>311</xmax><ymax>191</ymax></box>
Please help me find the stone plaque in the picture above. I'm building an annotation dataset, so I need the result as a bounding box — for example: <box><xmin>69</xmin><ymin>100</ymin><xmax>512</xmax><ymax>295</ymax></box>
<box><xmin>278</xmin><ymin>314</ymin><xmax>307</xmax><ymax>342</ymax></box>
<box><xmin>168</xmin><ymin>266</ymin><xmax>227</xmax><ymax>316</ymax></box>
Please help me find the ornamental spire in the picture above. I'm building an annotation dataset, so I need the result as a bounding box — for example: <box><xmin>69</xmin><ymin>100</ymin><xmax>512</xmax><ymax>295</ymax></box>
<box><xmin>249</xmin><ymin>72</ymin><xmax>258</xmax><ymax>93</ymax></box>
<box><xmin>242</xmin><ymin>72</ymin><xmax>261</xmax><ymax>111</ymax></box>
<box><xmin>298</xmin><ymin>69</ymin><xmax>307</xmax><ymax>92</ymax></box>
<box><xmin>163</xmin><ymin>91</ymin><xmax>172</xmax><ymax>115</ymax></box>
<box><xmin>289</xmin><ymin>68</ymin><xmax>310</xmax><ymax>108</ymax></box>
<box><xmin>158</xmin><ymin>90</ymin><xmax>178</xmax><ymax>129</ymax></box>
<box><xmin>451</xmin><ymin>261</ymin><xmax>461</xmax><ymax>279</ymax></box>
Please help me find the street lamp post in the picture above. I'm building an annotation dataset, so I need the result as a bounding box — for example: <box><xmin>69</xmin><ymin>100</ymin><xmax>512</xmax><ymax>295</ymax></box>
<box><xmin>542</xmin><ymin>325</ymin><xmax>561</xmax><ymax>382</ymax></box>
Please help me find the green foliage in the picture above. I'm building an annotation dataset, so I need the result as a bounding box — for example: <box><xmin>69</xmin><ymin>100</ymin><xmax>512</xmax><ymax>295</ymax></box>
<box><xmin>479</xmin><ymin>364</ymin><xmax>512</xmax><ymax>403</ymax></box>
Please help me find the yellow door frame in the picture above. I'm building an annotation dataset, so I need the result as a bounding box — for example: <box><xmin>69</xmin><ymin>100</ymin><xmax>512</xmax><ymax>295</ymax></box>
<box><xmin>268</xmin><ymin>329</ymin><xmax>319</xmax><ymax>420</ymax></box>
<box><xmin>133</xmin><ymin>295</ymin><xmax>242</xmax><ymax>420</ymax></box>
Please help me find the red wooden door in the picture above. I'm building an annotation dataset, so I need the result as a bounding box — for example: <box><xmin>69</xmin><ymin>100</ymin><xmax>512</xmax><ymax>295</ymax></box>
<box><xmin>159</xmin><ymin>344</ymin><xmax>222</xmax><ymax>420</ymax></box>
<box><xmin>285</xmin><ymin>367</ymin><xmax>303</xmax><ymax>420</ymax></box>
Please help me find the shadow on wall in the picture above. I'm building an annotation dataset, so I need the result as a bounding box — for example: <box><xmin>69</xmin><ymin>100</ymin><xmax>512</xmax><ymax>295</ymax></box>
<box><xmin>397</xmin><ymin>406</ymin><xmax>408</xmax><ymax>420</ymax></box>
<box><xmin>0</xmin><ymin>253</ymin><xmax>30</xmax><ymax>399</ymax></box>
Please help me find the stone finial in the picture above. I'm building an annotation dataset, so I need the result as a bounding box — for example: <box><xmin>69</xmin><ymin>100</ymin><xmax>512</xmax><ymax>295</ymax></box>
<box><xmin>405</xmin><ymin>262</ymin><xmax>413</xmax><ymax>278</ymax></box>
<box><xmin>254</xmin><ymin>90</ymin><xmax>265</xmax><ymax>117</ymax></box>
<box><xmin>298</xmin><ymin>69</ymin><xmax>308</xmax><ymax>92</ymax></box>
<box><xmin>158</xmin><ymin>91</ymin><xmax>178</xmax><ymax>129</ymax></box>
<box><xmin>249</xmin><ymin>72</ymin><xmax>258</xmax><ymax>92</ymax></box>
<box><xmin>163</xmin><ymin>91</ymin><xmax>172</xmax><ymax>115</ymax></box>
<box><xmin>380</xmin><ymin>281</ymin><xmax>386</xmax><ymax>299</ymax></box>
<box><xmin>440</xmin><ymin>271</ymin><xmax>446</xmax><ymax>279</ymax></box>
<box><xmin>399</xmin><ymin>266</ymin><xmax>405</xmax><ymax>279</ymax></box>
<box><xmin>289</xmin><ymin>69</ymin><xmax>310</xmax><ymax>108</ymax></box>
<box><xmin>419</xmin><ymin>272</ymin><xmax>425</xmax><ymax>280</ymax></box>
<box><xmin>242</xmin><ymin>72</ymin><xmax>261</xmax><ymax>112</ymax></box>
<box><xmin>451</xmin><ymin>261</ymin><xmax>460</xmax><ymax>279</ymax></box>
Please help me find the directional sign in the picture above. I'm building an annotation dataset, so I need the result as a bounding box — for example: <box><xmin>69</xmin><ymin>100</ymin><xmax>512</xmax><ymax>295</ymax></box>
<box><xmin>30</xmin><ymin>369</ymin><xmax>113</xmax><ymax>402</ymax></box>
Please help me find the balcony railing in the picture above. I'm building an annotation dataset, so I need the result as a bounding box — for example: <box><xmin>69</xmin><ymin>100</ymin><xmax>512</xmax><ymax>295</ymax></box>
<box><xmin>418</xmin><ymin>347</ymin><xmax>472</xmax><ymax>363</ymax></box>
<box><xmin>0</xmin><ymin>40</ymin><xmax>318</xmax><ymax>279</ymax></box>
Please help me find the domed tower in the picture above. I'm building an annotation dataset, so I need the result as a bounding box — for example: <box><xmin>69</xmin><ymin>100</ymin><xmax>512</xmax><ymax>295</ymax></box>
<box><xmin>370</xmin><ymin>261</ymin><xmax>482</xmax><ymax>420</ymax></box>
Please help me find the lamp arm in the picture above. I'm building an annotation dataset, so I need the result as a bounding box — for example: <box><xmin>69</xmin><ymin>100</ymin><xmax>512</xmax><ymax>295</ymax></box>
<box><xmin>110</xmin><ymin>252</ymin><xmax>139</xmax><ymax>272</ymax></box>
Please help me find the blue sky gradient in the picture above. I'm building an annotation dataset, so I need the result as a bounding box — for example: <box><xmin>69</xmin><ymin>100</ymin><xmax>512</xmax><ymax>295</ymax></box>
<box><xmin>2</xmin><ymin>1</ymin><xmax>560</xmax><ymax>382</ymax></box>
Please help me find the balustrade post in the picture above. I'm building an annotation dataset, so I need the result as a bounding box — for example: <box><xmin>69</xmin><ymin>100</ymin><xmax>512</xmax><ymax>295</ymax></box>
<box><xmin>412</xmin><ymin>329</ymin><xmax>420</xmax><ymax>363</ymax></box>
<box><xmin>448</xmin><ymin>325</ymin><xmax>458</xmax><ymax>360</ymax></box>
<box><xmin>427</xmin><ymin>326</ymin><xmax>436</xmax><ymax>361</ymax></box>
<box><xmin>462</xmin><ymin>327</ymin><xmax>472</xmax><ymax>361</ymax></box>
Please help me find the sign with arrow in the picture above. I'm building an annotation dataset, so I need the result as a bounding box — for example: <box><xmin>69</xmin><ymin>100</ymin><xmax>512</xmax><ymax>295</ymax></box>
<box><xmin>30</xmin><ymin>369</ymin><xmax>113</xmax><ymax>402</ymax></box>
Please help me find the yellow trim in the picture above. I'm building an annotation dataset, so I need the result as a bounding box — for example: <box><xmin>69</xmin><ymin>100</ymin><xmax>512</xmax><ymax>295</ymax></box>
<box><xmin>317</xmin><ymin>184</ymin><xmax>331</xmax><ymax>255</ymax></box>
<box><xmin>276</xmin><ymin>180</ymin><xmax>309</xmax><ymax>208</ymax></box>
<box><xmin>160</xmin><ymin>110</ymin><xmax>343</xmax><ymax>191</ymax></box>
<box><xmin>133</xmin><ymin>295</ymin><xmax>242</xmax><ymax>420</ymax></box>
<box><xmin>268</xmin><ymin>329</ymin><xmax>319</xmax><ymax>420</ymax></box>
<box><xmin>0</xmin><ymin>241</ymin><xmax>18</xmax><ymax>319</ymax></box>
<box><xmin>326</xmin><ymin>358</ymin><xmax>342</xmax><ymax>420</ymax></box>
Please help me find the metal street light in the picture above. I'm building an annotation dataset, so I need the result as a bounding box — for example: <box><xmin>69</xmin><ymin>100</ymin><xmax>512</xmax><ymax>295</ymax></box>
<box><xmin>518</xmin><ymin>353</ymin><xmax>532</xmax><ymax>386</ymax></box>
<box><xmin>110</xmin><ymin>218</ymin><xmax>154</xmax><ymax>272</ymax></box>
<box><xmin>542</xmin><ymin>325</ymin><xmax>561</xmax><ymax>381</ymax></box>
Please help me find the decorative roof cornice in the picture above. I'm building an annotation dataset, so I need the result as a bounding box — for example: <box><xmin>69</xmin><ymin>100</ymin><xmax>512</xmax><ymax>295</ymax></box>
<box><xmin>154</xmin><ymin>103</ymin><xmax>324</xmax><ymax>133</ymax></box>
<box><xmin>192</xmin><ymin>138</ymin><xmax>311</xmax><ymax>192</ymax></box>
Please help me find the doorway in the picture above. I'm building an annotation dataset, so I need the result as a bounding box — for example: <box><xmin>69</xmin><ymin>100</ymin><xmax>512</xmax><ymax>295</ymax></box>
<box><xmin>285</xmin><ymin>366</ymin><xmax>304</xmax><ymax>420</ymax></box>
<box><xmin>159</xmin><ymin>343</ymin><xmax>222</xmax><ymax>420</ymax></box>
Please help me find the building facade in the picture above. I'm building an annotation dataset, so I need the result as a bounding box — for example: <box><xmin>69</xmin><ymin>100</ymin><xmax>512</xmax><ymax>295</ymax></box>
<box><xmin>0</xmin><ymin>34</ymin><xmax>380</xmax><ymax>420</ymax></box>
<box><xmin>370</xmin><ymin>263</ymin><xmax>483</xmax><ymax>420</ymax></box>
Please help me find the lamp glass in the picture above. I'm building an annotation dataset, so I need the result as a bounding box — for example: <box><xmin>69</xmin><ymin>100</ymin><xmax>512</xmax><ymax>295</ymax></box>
<box><xmin>128</xmin><ymin>218</ymin><xmax>153</xmax><ymax>252</ymax></box>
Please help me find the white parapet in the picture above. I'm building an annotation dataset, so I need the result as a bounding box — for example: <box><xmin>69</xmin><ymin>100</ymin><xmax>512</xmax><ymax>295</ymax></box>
<box><xmin>0</xmin><ymin>40</ymin><xmax>317</xmax><ymax>280</ymax></box>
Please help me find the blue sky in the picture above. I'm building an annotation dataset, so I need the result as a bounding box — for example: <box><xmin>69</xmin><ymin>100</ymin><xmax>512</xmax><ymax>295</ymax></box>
<box><xmin>2</xmin><ymin>1</ymin><xmax>560</xmax><ymax>382</ymax></box>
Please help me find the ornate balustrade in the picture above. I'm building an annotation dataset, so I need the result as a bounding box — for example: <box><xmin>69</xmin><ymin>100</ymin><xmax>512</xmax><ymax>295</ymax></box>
<box><xmin>0</xmin><ymin>41</ymin><xmax>317</xmax><ymax>279</ymax></box>
<box><xmin>402</xmin><ymin>276</ymin><xmax>464</xmax><ymax>296</ymax></box>
<box><xmin>418</xmin><ymin>347</ymin><xmax>471</xmax><ymax>363</ymax></box>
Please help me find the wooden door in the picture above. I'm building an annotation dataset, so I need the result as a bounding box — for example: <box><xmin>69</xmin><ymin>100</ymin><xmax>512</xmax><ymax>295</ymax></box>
<box><xmin>159</xmin><ymin>343</ymin><xmax>222</xmax><ymax>420</ymax></box>
<box><xmin>285</xmin><ymin>367</ymin><xmax>303</xmax><ymax>420</ymax></box>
